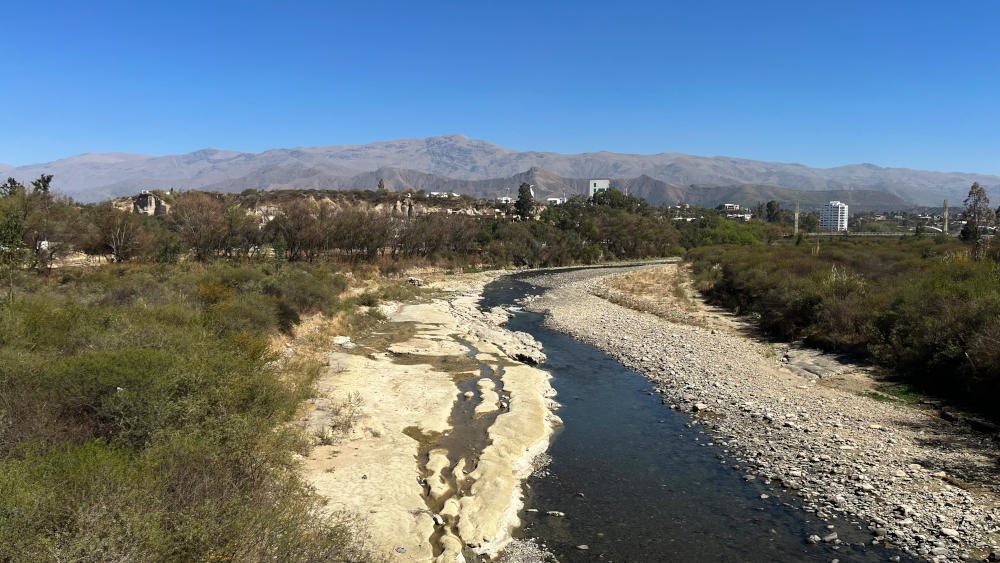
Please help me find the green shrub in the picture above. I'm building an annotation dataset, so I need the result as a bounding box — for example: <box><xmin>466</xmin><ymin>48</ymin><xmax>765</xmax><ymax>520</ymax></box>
<box><xmin>0</xmin><ymin>260</ymin><xmax>376</xmax><ymax>560</ymax></box>
<box><xmin>688</xmin><ymin>238</ymin><xmax>1000</xmax><ymax>416</ymax></box>
<box><xmin>41</xmin><ymin>349</ymin><xmax>181</xmax><ymax>448</ymax></box>
<box><xmin>357</xmin><ymin>291</ymin><xmax>379</xmax><ymax>307</ymax></box>
<box><xmin>203</xmin><ymin>295</ymin><xmax>278</xmax><ymax>336</ymax></box>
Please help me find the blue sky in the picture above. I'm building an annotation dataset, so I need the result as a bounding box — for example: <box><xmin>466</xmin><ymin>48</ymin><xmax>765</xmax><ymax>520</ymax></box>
<box><xmin>1</xmin><ymin>0</ymin><xmax>998</xmax><ymax>173</ymax></box>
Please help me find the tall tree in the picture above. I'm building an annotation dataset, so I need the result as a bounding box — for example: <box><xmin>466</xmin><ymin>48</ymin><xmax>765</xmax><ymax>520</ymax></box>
<box><xmin>593</xmin><ymin>188</ymin><xmax>647</xmax><ymax>213</ymax></box>
<box><xmin>0</xmin><ymin>178</ymin><xmax>23</xmax><ymax>198</ymax></box>
<box><xmin>0</xmin><ymin>212</ymin><xmax>26</xmax><ymax>304</ymax></box>
<box><xmin>960</xmin><ymin>182</ymin><xmax>995</xmax><ymax>261</ymax></box>
<box><xmin>515</xmin><ymin>183</ymin><xmax>534</xmax><ymax>219</ymax></box>
<box><xmin>85</xmin><ymin>204</ymin><xmax>152</xmax><ymax>262</ymax></box>
<box><xmin>20</xmin><ymin>175</ymin><xmax>57</xmax><ymax>271</ymax></box>
<box><xmin>765</xmin><ymin>200</ymin><xmax>782</xmax><ymax>223</ymax></box>
<box><xmin>959</xmin><ymin>182</ymin><xmax>995</xmax><ymax>242</ymax></box>
<box><xmin>30</xmin><ymin>174</ymin><xmax>53</xmax><ymax>194</ymax></box>
<box><xmin>170</xmin><ymin>192</ymin><xmax>228</xmax><ymax>260</ymax></box>
<box><xmin>799</xmin><ymin>212</ymin><xmax>820</xmax><ymax>233</ymax></box>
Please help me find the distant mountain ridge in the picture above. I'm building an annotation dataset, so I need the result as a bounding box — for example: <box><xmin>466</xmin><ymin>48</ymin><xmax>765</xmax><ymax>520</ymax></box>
<box><xmin>3</xmin><ymin>134</ymin><xmax>997</xmax><ymax>206</ymax></box>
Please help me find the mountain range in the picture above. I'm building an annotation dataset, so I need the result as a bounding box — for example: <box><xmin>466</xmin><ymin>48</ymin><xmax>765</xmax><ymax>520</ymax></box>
<box><xmin>2</xmin><ymin>135</ymin><xmax>997</xmax><ymax>208</ymax></box>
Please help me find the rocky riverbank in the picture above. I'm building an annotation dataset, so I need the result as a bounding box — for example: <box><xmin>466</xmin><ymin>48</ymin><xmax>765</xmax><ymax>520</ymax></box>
<box><xmin>300</xmin><ymin>273</ymin><xmax>560</xmax><ymax>562</ymax></box>
<box><xmin>522</xmin><ymin>265</ymin><xmax>1000</xmax><ymax>563</ymax></box>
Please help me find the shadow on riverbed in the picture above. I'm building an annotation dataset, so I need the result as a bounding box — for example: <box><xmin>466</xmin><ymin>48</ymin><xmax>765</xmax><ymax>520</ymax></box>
<box><xmin>483</xmin><ymin>271</ymin><xmax>914</xmax><ymax>563</ymax></box>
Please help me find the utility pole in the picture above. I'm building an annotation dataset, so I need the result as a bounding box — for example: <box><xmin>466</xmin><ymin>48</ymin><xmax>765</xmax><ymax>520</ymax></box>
<box><xmin>943</xmin><ymin>199</ymin><xmax>949</xmax><ymax>234</ymax></box>
<box><xmin>794</xmin><ymin>201</ymin><xmax>800</xmax><ymax>236</ymax></box>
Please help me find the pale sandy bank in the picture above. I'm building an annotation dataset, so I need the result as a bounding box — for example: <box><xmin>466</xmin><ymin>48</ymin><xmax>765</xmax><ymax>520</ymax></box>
<box><xmin>300</xmin><ymin>273</ymin><xmax>560</xmax><ymax>562</ymax></box>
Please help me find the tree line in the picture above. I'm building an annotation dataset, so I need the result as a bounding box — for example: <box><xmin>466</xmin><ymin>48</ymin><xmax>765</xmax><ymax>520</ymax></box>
<box><xmin>0</xmin><ymin>179</ymin><xmax>690</xmax><ymax>271</ymax></box>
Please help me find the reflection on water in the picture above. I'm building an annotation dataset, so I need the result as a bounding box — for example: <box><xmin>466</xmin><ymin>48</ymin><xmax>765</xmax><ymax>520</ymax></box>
<box><xmin>482</xmin><ymin>274</ymin><xmax>908</xmax><ymax>562</ymax></box>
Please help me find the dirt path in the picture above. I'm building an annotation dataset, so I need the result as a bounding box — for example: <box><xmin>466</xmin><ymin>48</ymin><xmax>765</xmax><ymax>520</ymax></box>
<box><xmin>299</xmin><ymin>274</ymin><xmax>560</xmax><ymax>562</ymax></box>
<box><xmin>522</xmin><ymin>263</ymin><xmax>1000</xmax><ymax>562</ymax></box>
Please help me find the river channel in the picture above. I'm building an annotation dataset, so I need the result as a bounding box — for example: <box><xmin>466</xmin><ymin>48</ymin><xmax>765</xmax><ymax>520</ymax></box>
<box><xmin>481</xmin><ymin>270</ymin><xmax>909</xmax><ymax>562</ymax></box>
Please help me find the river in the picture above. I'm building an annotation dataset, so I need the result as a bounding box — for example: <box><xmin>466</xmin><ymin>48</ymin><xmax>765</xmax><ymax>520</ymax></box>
<box><xmin>482</xmin><ymin>270</ymin><xmax>909</xmax><ymax>562</ymax></box>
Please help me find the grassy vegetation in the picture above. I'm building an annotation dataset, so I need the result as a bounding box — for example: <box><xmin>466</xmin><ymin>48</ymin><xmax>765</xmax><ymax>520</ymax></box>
<box><xmin>861</xmin><ymin>382</ymin><xmax>923</xmax><ymax>404</ymax></box>
<box><xmin>594</xmin><ymin>264</ymin><xmax>703</xmax><ymax>326</ymax></box>
<box><xmin>688</xmin><ymin>237</ymin><xmax>1000</xmax><ymax>415</ymax></box>
<box><xmin>0</xmin><ymin>262</ymin><xmax>378</xmax><ymax>561</ymax></box>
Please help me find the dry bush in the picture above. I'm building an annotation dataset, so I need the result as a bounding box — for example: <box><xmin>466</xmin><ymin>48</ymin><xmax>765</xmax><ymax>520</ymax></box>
<box><xmin>595</xmin><ymin>265</ymin><xmax>701</xmax><ymax>325</ymax></box>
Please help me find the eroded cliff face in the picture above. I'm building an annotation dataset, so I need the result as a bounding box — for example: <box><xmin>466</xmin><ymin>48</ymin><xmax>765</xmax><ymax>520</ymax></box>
<box><xmin>112</xmin><ymin>191</ymin><xmax>170</xmax><ymax>216</ymax></box>
<box><xmin>112</xmin><ymin>190</ymin><xmax>502</xmax><ymax>222</ymax></box>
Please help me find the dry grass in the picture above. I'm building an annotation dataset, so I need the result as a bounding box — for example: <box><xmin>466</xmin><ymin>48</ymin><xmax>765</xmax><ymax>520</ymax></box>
<box><xmin>593</xmin><ymin>264</ymin><xmax>704</xmax><ymax>326</ymax></box>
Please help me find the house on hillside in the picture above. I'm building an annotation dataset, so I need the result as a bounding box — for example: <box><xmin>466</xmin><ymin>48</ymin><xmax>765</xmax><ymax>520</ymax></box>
<box><xmin>589</xmin><ymin>179</ymin><xmax>610</xmax><ymax>197</ymax></box>
<box><xmin>546</xmin><ymin>197</ymin><xmax>566</xmax><ymax>205</ymax></box>
<box><xmin>723</xmin><ymin>203</ymin><xmax>741</xmax><ymax>212</ymax></box>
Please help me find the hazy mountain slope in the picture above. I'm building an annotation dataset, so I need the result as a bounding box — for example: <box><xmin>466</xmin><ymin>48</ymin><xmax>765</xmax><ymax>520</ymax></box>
<box><xmin>680</xmin><ymin>185</ymin><xmax>911</xmax><ymax>211</ymax></box>
<box><xmin>594</xmin><ymin>177</ymin><xmax>910</xmax><ymax>209</ymax></box>
<box><xmin>204</xmin><ymin>165</ymin><xmax>912</xmax><ymax>210</ymax></box>
<box><xmin>5</xmin><ymin>149</ymin><xmax>364</xmax><ymax>200</ymax></box>
<box><xmin>203</xmin><ymin>165</ymin><xmax>588</xmax><ymax>200</ymax></box>
<box><xmin>613</xmin><ymin>175</ymin><xmax>690</xmax><ymax>205</ymax></box>
<box><xmin>4</xmin><ymin>135</ymin><xmax>998</xmax><ymax>204</ymax></box>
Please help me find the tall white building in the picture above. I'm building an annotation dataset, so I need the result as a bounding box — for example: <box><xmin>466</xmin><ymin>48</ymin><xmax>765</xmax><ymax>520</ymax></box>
<box><xmin>820</xmin><ymin>201</ymin><xmax>849</xmax><ymax>231</ymax></box>
<box><xmin>589</xmin><ymin>179</ymin><xmax>610</xmax><ymax>197</ymax></box>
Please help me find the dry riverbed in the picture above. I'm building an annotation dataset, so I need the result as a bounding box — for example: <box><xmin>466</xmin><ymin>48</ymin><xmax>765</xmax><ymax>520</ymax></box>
<box><xmin>520</xmin><ymin>263</ymin><xmax>1000</xmax><ymax>563</ymax></box>
<box><xmin>298</xmin><ymin>273</ymin><xmax>560</xmax><ymax>562</ymax></box>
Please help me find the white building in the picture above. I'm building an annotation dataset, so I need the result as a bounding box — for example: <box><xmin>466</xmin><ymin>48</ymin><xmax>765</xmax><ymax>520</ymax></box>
<box><xmin>546</xmin><ymin>197</ymin><xmax>566</xmax><ymax>206</ymax></box>
<box><xmin>820</xmin><ymin>201</ymin><xmax>849</xmax><ymax>231</ymax></box>
<box><xmin>496</xmin><ymin>196</ymin><xmax>513</xmax><ymax>204</ymax></box>
<box><xmin>723</xmin><ymin>203</ymin><xmax>741</xmax><ymax>212</ymax></box>
<box><xmin>589</xmin><ymin>179</ymin><xmax>610</xmax><ymax>197</ymax></box>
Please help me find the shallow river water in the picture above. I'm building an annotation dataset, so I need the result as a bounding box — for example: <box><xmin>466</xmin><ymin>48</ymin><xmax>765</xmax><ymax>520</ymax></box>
<box><xmin>481</xmin><ymin>271</ymin><xmax>910</xmax><ymax>563</ymax></box>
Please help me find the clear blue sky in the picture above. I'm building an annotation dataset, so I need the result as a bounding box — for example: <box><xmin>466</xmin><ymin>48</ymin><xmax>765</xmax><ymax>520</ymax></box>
<box><xmin>1</xmin><ymin>0</ymin><xmax>998</xmax><ymax>174</ymax></box>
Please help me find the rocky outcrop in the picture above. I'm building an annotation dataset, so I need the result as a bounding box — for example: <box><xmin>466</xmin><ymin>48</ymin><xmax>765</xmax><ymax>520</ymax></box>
<box><xmin>111</xmin><ymin>191</ymin><xmax>170</xmax><ymax>216</ymax></box>
<box><xmin>301</xmin><ymin>274</ymin><xmax>560</xmax><ymax>562</ymax></box>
